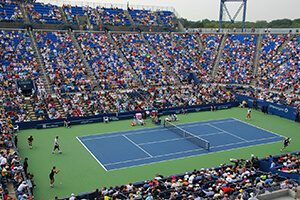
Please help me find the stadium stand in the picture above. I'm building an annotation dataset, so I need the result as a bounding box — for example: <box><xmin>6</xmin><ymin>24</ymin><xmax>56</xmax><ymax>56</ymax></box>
<box><xmin>256</xmin><ymin>34</ymin><xmax>288</xmax><ymax>88</ymax></box>
<box><xmin>98</xmin><ymin>7</ymin><xmax>131</xmax><ymax>26</ymax></box>
<box><xmin>113</xmin><ymin>33</ymin><xmax>176</xmax><ymax>86</ymax></box>
<box><xmin>128</xmin><ymin>9</ymin><xmax>159</xmax><ymax>26</ymax></box>
<box><xmin>25</xmin><ymin>2</ymin><xmax>63</xmax><ymax>24</ymax></box>
<box><xmin>76</xmin><ymin>32</ymin><xmax>137</xmax><ymax>89</ymax></box>
<box><xmin>216</xmin><ymin>34</ymin><xmax>257</xmax><ymax>84</ymax></box>
<box><xmin>35</xmin><ymin>31</ymin><xmax>94</xmax><ymax>93</ymax></box>
<box><xmin>0</xmin><ymin>1</ymin><xmax>299</xmax><ymax>199</ymax></box>
<box><xmin>144</xmin><ymin>33</ymin><xmax>211</xmax><ymax>84</ymax></box>
<box><xmin>0</xmin><ymin>0</ymin><xmax>23</xmax><ymax>22</ymax></box>
<box><xmin>157</xmin><ymin>10</ymin><xmax>175</xmax><ymax>27</ymax></box>
<box><xmin>64</xmin><ymin>152</ymin><xmax>300</xmax><ymax>199</ymax></box>
<box><xmin>199</xmin><ymin>34</ymin><xmax>222</xmax><ymax>74</ymax></box>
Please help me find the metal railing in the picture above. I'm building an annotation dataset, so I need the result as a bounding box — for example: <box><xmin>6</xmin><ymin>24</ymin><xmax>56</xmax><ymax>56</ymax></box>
<box><xmin>37</xmin><ymin>0</ymin><xmax>180</xmax><ymax>17</ymax></box>
<box><xmin>187</xmin><ymin>28</ymin><xmax>300</xmax><ymax>34</ymax></box>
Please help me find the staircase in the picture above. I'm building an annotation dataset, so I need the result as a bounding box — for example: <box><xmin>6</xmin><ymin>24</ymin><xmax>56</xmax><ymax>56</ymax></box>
<box><xmin>7</xmin><ymin>182</ymin><xmax>17</xmax><ymax>199</ymax></box>
<box><xmin>154</xmin><ymin>12</ymin><xmax>163</xmax><ymax>26</ymax></box>
<box><xmin>124</xmin><ymin>10</ymin><xmax>135</xmax><ymax>26</ymax></box>
<box><xmin>25</xmin><ymin>98</ymin><xmax>37</xmax><ymax>121</ymax></box>
<box><xmin>251</xmin><ymin>34</ymin><xmax>263</xmax><ymax>85</ymax></box>
<box><xmin>19</xmin><ymin>3</ymin><xmax>30</xmax><ymax>24</ymax></box>
<box><xmin>195</xmin><ymin>34</ymin><xmax>204</xmax><ymax>51</ymax></box>
<box><xmin>106</xmin><ymin>31</ymin><xmax>143</xmax><ymax>87</ymax></box>
<box><xmin>212</xmin><ymin>34</ymin><xmax>227</xmax><ymax>77</ymax></box>
<box><xmin>140</xmin><ymin>33</ymin><xmax>182</xmax><ymax>85</ymax></box>
<box><xmin>80</xmin><ymin>95</ymin><xmax>93</xmax><ymax>116</ymax></box>
<box><xmin>58</xmin><ymin>7</ymin><xmax>69</xmax><ymax>24</ymax></box>
<box><xmin>93</xmin><ymin>7</ymin><xmax>104</xmax><ymax>26</ymax></box>
<box><xmin>277</xmin><ymin>34</ymin><xmax>293</xmax><ymax>53</ymax></box>
<box><xmin>68</xmin><ymin>30</ymin><xmax>98</xmax><ymax>90</ymax></box>
<box><xmin>28</xmin><ymin>29</ymin><xmax>53</xmax><ymax>94</ymax></box>
<box><xmin>53</xmin><ymin>97</ymin><xmax>66</xmax><ymax>118</ymax></box>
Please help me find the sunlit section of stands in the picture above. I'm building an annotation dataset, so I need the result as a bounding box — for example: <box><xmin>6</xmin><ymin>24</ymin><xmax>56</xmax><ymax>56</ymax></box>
<box><xmin>216</xmin><ymin>35</ymin><xmax>257</xmax><ymax>84</ymax></box>
<box><xmin>25</xmin><ymin>2</ymin><xmax>62</xmax><ymax>24</ymax></box>
<box><xmin>113</xmin><ymin>33</ymin><xmax>175</xmax><ymax>86</ymax></box>
<box><xmin>76</xmin><ymin>32</ymin><xmax>137</xmax><ymax>90</ymax></box>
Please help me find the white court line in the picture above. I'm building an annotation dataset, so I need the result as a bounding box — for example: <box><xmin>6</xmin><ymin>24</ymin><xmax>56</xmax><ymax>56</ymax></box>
<box><xmin>211</xmin><ymin>136</ymin><xmax>280</xmax><ymax>149</ymax></box>
<box><xmin>80</xmin><ymin>128</ymin><xmax>163</xmax><ymax>141</ymax></box>
<box><xmin>180</xmin><ymin>119</ymin><xmax>237</xmax><ymax>129</ymax></box>
<box><xmin>80</xmin><ymin>117</ymin><xmax>284</xmax><ymax>171</ymax></box>
<box><xmin>137</xmin><ymin>131</ymin><xmax>224</xmax><ymax>146</ymax></box>
<box><xmin>80</xmin><ymin>118</ymin><xmax>236</xmax><ymax>142</ymax></box>
<box><xmin>208</xmin><ymin>124</ymin><xmax>248</xmax><ymax>142</ymax></box>
<box><xmin>232</xmin><ymin>118</ymin><xmax>286</xmax><ymax>138</ymax></box>
<box><xmin>105</xmin><ymin>139</ymin><xmax>283</xmax><ymax>171</ymax></box>
<box><xmin>138</xmin><ymin>137</ymin><xmax>186</xmax><ymax>145</ymax></box>
<box><xmin>81</xmin><ymin>133</ymin><xmax>124</xmax><ymax>141</ymax></box>
<box><xmin>104</xmin><ymin>146</ymin><xmax>206</xmax><ymax>166</ymax></box>
<box><xmin>198</xmin><ymin>131</ymin><xmax>225</xmax><ymax>137</ymax></box>
<box><xmin>76</xmin><ymin>137</ymin><xmax>108</xmax><ymax>171</ymax></box>
<box><xmin>104</xmin><ymin>135</ymin><xmax>282</xmax><ymax>167</ymax></box>
<box><xmin>122</xmin><ymin>134</ymin><xmax>153</xmax><ymax>158</ymax></box>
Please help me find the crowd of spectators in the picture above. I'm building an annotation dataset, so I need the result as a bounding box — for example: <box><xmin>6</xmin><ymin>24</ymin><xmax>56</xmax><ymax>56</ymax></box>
<box><xmin>128</xmin><ymin>9</ymin><xmax>159</xmax><ymax>26</ymax></box>
<box><xmin>62</xmin><ymin>5</ymin><xmax>98</xmax><ymax>26</ymax></box>
<box><xmin>130</xmin><ymin>84</ymin><xmax>237</xmax><ymax>110</ymax></box>
<box><xmin>62</xmin><ymin>4</ymin><xmax>81</xmax><ymax>24</ymax></box>
<box><xmin>145</xmin><ymin>33</ymin><xmax>211</xmax><ymax>84</ymax></box>
<box><xmin>70</xmin><ymin>153</ymin><xmax>299</xmax><ymax>200</ymax></box>
<box><xmin>98</xmin><ymin>7</ymin><xmax>131</xmax><ymax>26</ymax></box>
<box><xmin>157</xmin><ymin>10</ymin><xmax>175</xmax><ymax>27</ymax></box>
<box><xmin>56</xmin><ymin>93</ymin><xmax>89</xmax><ymax>118</ymax></box>
<box><xmin>173</xmin><ymin>33</ymin><xmax>210</xmax><ymax>82</ymax></box>
<box><xmin>51</xmin><ymin>84</ymin><xmax>237</xmax><ymax>117</ymax></box>
<box><xmin>216</xmin><ymin>35</ymin><xmax>257</xmax><ymax>84</ymax></box>
<box><xmin>113</xmin><ymin>33</ymin><xmax>176</xmax><ymax>86</ymax></box>
<box><xmin>0</xmin><ymin>117</ymin><xmax>33</xmax><ymax>199</ymax></box>
<box><xmin>30</xmin><ymin>91</ymin><xmax>62</xmax><ymax>120</ymax></box>
<box><xmin>82</xmin><ymin>90</ymin><xmax>138</xmax><ymax>114</ymax></box>
<box><xmin>0</xmin><ymin>29</ymin><xmax>40</xmax><ymax>123</ymax></box>
<box><xmin>235</xmin><ymin>87</ymin><xmax>300</xmax><ymax>109</ymax></box>
<box><xmin>76</xmin><ymin>32</ymin><xmax>137</xmax><ymax>90</ymax></box>
<box><xmin>25</xmin><ymin>2</ymin><xmax>62</xmax><ymax>24</ymax></box>
<box><xmin>0</xmin><ymin>30</ymin><xmax>39</xmax><ymax>81</ymax></box>
<box><xmin>269</xmin><ymin>153</ymin><xmax>300</xmax><ymax>175</ymax></box>
<box><xmin>0</xmin><ymin>0</ymin><xmax>23</xmax><ymax>22</ymax></box>
<box><xmin>256</xmin><ymin>34</ymin><xmax>288</xmax><ymax>88</ymax></box>
<box><xmin>265</xmin><ymin>35</ymin><xmax>300</xmax><ymax>92</ymax></box>
<box><xmin>199</xmin><ymin>34</ymin><xmax>222</xmax><ymax>74</ymax></box>
<box><xmin>35</xmin><ymin>31</ymin><xmax>95</xmax><ymax>93</ymax></box>
<box><xmin>1</xmin><ymin>85</ymin><xmax>31</xmax><ymax>123</ymax></box>
<box><xmin>256</xmin><ymin>34</ymin><xmax>300</xmax><ymax>92</ymax></box>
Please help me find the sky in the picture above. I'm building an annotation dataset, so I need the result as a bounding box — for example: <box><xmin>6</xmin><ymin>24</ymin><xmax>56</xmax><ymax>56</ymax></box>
<box><xmin>45</xmin><ymin>0</ymin><xmax>300</xmax><ymax>22</ymax></box>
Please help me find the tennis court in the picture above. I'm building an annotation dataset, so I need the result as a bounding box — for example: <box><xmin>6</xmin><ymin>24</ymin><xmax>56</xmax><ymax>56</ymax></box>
<box><xmin>77</xmin><ymin>118</ymin><xmax>284</xmax><ymax>171</ymax></box>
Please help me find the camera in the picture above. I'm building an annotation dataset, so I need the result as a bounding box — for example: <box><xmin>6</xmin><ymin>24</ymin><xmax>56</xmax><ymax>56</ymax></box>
<box><xmin>230</xmin><ymin>158</ymin><xmax>246</xmax><ymax>166</ymax></box>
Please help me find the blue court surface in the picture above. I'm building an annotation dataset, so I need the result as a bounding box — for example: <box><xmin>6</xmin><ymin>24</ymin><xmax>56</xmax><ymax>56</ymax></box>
<box><xmin>77</xmin><ymin>118</ymin><xmax>284</xmax><ymax>171</ymax></box>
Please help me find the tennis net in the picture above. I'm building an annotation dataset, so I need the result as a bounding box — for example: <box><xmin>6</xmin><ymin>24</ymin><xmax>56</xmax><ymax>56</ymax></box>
<box><xmin>164</xmin><ymin>120</ymin><xmax>210</xmax><ymax>151</ymax></box>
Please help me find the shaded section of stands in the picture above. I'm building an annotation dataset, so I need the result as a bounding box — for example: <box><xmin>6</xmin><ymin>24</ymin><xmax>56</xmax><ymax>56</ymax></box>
<box><xmin>15</xmin><ymin>101</ymin><xmax>238</xmax><ymax>129</ymax></box>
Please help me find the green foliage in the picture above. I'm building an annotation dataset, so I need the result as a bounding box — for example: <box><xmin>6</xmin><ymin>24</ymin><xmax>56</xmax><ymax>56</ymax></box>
<box><xmin>182</xmin><ymin>18</ymin><xmax>300</xmax><ymax>28</ymax></box>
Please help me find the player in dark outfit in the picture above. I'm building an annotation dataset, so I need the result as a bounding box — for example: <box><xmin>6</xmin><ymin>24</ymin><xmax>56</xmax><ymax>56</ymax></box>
<box><xmin>281</xmin><ymin>137</ymin><xmax>291</xmax><ymax>152</ymax></box>
<box><xmin>49</xmin><ymin>166</ymin><xmax>61</xmax><ymax>187</ymax></box>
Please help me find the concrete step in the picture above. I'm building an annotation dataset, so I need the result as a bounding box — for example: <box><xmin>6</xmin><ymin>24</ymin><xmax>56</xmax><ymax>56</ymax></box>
<box><xmin>6</xmin><ymin>182</ymin><xmax>17</xmax><ymax>199</ymax></box>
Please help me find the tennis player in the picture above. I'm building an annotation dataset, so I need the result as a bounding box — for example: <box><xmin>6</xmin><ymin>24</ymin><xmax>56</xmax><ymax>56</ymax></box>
<box><xmin>27</xmin><ymin>136</ymin><xmax>34</xmax><ymax>149</ymax></box>
<box><xmin>280</xmin><ymin>137</ymin><xmax>291</xmax><ymax>152</ymax></box>
<box><xmin>245</xmin><ymin>108</ymin><xmax>251</xmax><ymax>120</ymax></box>
<box><xmin>49</xmin><ymin>166</ymin><xmax>61</xmax><ymax>187</ymax></box>
<box><xmin>52</xmin><ymin>136</ymin><xmax>62</xmax><ymax>154</ymax></box>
